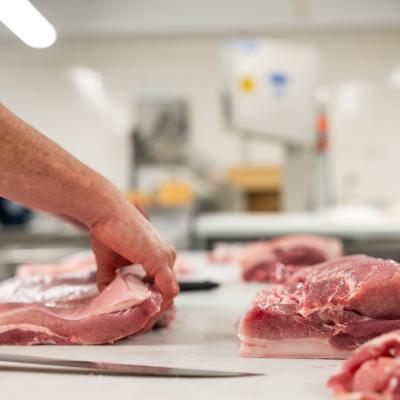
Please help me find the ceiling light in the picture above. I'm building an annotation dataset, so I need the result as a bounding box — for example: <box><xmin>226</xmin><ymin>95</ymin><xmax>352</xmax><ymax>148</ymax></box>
<box><xmin>0</xmin><ymin>0</ymin><xmax>57</xmax><ymax>48</ymax></box>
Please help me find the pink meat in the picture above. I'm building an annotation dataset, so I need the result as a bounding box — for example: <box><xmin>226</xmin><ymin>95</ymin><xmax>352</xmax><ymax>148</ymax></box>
<box><xmin>208</xmin><ymin>241</ymin><xmax>270</xmax><ymax>264</ymax></box>
<box><xmin>0</xmin><ymin>252</ymin><xmax>178</xmax><ymax>345</ymax></box>
<box><xmin>238</xmin><ymin>255</ymin><xmax>400</xmax><ymax>358</ymax></box>
<box><xmin>239</xmin><ymin>234</ymin><xmax>343</xmax><ymax>283</ymax></box>
<box><xmin>18</xmin><ymin>252</ymin><xmax>189</xmax><ymax>280</ymax></box>
<box><xmin>16</xmin><ymin>253</ymin><xmax>96</xmax><ymax>278</ymax></box>
<box><xmin>0</xmin><ymin>272</ymin><xmax>162</xmax><ymax>344</ymax></box>
<box><xmin>327</xmin><ymin>330</ymin><xmax>400</xmax><ymax>399</ymax></box>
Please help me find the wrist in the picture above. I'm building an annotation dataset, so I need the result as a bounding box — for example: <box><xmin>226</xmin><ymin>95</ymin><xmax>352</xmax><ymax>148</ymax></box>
<box><xmin>71</xmin><ymin>175</ymin><xmax>126</xmax><ymax>229</ymax></box>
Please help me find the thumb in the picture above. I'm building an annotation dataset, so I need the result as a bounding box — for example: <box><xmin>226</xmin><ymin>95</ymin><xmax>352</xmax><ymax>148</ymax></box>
<box><xmin>91</xmin><ymin>237</ymin><xmax>129</xmax><ymax>291</ymax></box>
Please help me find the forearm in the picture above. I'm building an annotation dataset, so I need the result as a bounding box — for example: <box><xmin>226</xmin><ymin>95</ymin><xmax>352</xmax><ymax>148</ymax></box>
<box><xmin>0</xmin><ymin>104</ymin><xmax>121</xmax><ymax>226</ymax></box>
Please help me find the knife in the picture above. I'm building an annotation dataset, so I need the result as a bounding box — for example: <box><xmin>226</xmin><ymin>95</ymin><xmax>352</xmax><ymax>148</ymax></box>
<box><xmin>179</xmin><ymin>280</ymin><xmax>220</xmax><ymax>292</ymax></box>
<box><xmin>0</xmin><ymin>353</ymin><xmax>260</xmax><ymax>378</ymax></box>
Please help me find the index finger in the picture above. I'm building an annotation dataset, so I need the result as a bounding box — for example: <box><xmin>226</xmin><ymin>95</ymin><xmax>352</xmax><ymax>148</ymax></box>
<box><xmin>139</xmin><ymin>261</ymin><xmax>179</xmax><ymax>333</ymax></box>
<box><xmin>149</xmin><ymin>261</ymin><xmax>179</xmax><ymax>301</ymax></box>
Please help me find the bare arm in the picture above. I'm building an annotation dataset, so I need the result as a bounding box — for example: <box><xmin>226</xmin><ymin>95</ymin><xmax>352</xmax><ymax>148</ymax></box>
<box><xmin>0</xmin><ymin>104</ymin><xmax>115</xmax><ymax>224</ymax></box>
<box><xmin>0</xmin><ymin>104</ymin><xmax>178</xmax><ymax>313</ymax></box>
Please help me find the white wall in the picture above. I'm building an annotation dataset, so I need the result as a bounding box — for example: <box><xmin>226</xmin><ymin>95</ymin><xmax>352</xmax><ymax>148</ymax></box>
<box><xmin>0</xmin><ymin>36</ymin><xmax>284</xmax><ymax>190</ymax></box>
<box><xmin>313</xmin><ymin>29</ymin><xmax>400</xmax><ymax>206</ymax></box>
<box><xmin>1</xmin><ymin>29</ymin><xmax>400</xmax><ymax>206</ymax></box>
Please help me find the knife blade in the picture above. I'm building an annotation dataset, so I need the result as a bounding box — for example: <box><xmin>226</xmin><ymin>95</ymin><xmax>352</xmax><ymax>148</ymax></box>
<box><xmin>0</xmin><ymin>353</ymin><xmax>260</xmax><ymax>378</ymax></box>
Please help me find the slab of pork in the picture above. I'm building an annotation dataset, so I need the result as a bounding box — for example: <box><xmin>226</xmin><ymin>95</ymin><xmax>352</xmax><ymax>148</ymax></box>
<box><xmin>238</xmin><ymin>255</ymin><xmax>400</xmax><ymax>358</ymax></box>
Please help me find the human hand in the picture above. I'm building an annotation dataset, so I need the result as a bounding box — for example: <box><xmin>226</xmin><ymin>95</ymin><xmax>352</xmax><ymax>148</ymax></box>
<box><xmin>88</xmin><ymin>196</ymin><xmax>179</xmax><ymax>321</ymax></box>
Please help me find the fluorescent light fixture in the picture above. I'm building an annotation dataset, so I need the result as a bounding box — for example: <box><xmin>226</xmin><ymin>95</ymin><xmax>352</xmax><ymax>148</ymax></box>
<box><xmin>0</xmin><ymin>0</ymin><xmax>57</xmax><ymax>48</ymax></box>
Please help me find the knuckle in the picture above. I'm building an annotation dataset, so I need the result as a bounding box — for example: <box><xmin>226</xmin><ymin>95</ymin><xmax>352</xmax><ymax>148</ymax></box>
<box><xmin>172</xmin><ymin>284</ymin><xmax>180</xmax><ymax>296</ymax></box>
<box><xmin>169</xmin><ymin>246</ymin><xmax>177</xmax><ymax>258</ymax></box>
<box><xmin>149</xmin><ymin>248</ymin><xmax>165</xmax><ymax>264</ymax></box>
<box><xmin>157</xmin><ymin>243</ymin><xmax>176</xmax><ymax>266</ymax></box>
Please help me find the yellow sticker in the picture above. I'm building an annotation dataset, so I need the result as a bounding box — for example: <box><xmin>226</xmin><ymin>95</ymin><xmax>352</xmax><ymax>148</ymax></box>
<box><xmin>239</xmin><ymin>77</ymin><xmax>255</xmax><ymax>93</ymax></box>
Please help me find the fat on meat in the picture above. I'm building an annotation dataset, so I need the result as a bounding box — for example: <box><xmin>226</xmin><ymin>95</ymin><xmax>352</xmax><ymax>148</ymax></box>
<box><xmin>0</xmin><ymin>253</ymin><xmax>176</xmax><ymax>345</ymax></box>
<box><xmin>0</xmin><ymin>272</ymin><xmax>162</xmax><ymax>344</ymax></box>
<box><xmin>238</xmin><ymin>255</ymin><xmax>400</xmax><ymax>359</ymax></box>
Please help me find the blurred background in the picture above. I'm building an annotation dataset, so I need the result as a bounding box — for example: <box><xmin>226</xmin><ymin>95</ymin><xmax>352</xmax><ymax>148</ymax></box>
<box><xmin>1</xmin><ymin>0</ymin><xmax>400</xmax><ymax>276</ymax></box>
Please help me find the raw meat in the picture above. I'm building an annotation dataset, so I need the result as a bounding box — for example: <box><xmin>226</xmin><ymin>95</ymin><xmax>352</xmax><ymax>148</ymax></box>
<box><xmin>238</xmin><ymin>255</ymin><xmax>400</xmax><ymax>358</ymax></box>
<box><xmin>0</xmin><ymin>272</ymin><xmax>162</xmax><ymax>344</ymax></box>
<box><xmin>327</xmin><ymin>330</ymin><xmax>400</xmax><ymax>399</ymax></box>
<box><xmin>208</xmin><ymin>235</ymin><xmax>343</xmax><ymax>283</ymax></box>
<box><xmin>0</xmin><ymin>253</ymin><xmax>176</xmax><ymax>345</ymax></box>
<box><xmin>16</xmin><ymin>253</ymin><xmax>96</xmax><ymax>279</ymax></box>
<box><xmin>208</xmin><ymin>241</ymin><xmax>270</xmax><ymax>264</ymax></box>
<box><xmin>0</xmin><ymin>273</ymin><xmax>98</xmax><ymax>308</ymax></box>
<box><xmin>239</xmin><ymin>234</ymin><xmax>343</xmax><ymax>283</ymax></box>
<box><xmin>18</xmin><ymin>252</ymin><xmax>190</xmax><ymax>280</ymax></box>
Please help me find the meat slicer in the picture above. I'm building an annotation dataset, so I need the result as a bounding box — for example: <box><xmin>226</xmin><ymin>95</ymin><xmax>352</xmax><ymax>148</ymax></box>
<box><xmin>223</xmin><ymin>37</ymin><xmax>330</xmax><ymax>211</ymax></box>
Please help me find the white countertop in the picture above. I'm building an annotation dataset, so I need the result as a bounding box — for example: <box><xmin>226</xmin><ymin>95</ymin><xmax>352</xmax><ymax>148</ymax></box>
<box><xmin>195</xmin><ymin>211</ymin><xmax>400</xmax><ymax>240</ymax></box>
<box><xmin>0</xmin><ymin>252</ymin><xmax>340</xmax><ymax>400</ymax></box>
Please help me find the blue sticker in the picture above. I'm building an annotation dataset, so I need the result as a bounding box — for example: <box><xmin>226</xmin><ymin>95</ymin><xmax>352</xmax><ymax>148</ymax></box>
<box><xmin>268</xmin><ymin>72</ymin><xmax>289</xmax><ymax>97</ymax></box>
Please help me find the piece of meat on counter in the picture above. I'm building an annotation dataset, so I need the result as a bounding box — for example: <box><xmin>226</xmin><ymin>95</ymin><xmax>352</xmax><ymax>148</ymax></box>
<box><xmin>0</xmin><ymin>253</ymin><xmax>176</xmax><ymax>345</ymax></box>
<box><xmin>240</xmin><ymin>234</ymin><xmax>343</xmax><ymax>283</ymax></box>
<box><xmin>240</xmin><ymin>235</ymin><xmax>343</xmax><ymax>283</ymax></box>
<box><xmin>208</xmin><ymin>241</ymin><xmax>271</xmax><ymax>264</ymax></box>
<box><xmin>18</xmin><ymin>252</ymin><xmax>190</xmax><ymax>280</ymax></box>
<box><xmin>16</xmin><ymin>253</ymin><xmax>96</xmax><ymax>279</ymax></box>
<box><xmin>0</xmin><ymin>272</ymin><xmax>162</xmax><ymax>344</ymax></box>
<box><xmin>208</xmin><ymin>235</ymin><xmax>342</xmax><ymax>282</ymax></box>
<box><xmin>327</xmin><ymin>330</ymin><xmax>400</xmax><ymax>399</ymax></box>
<box><xmin>238</xmin><ymin>255</ymin><xmax>400</xmax><ymax>358</ymax></box>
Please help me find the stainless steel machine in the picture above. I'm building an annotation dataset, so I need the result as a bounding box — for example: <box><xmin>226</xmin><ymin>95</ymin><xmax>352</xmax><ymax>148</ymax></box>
<box><xmin>223</xmin><ymin>37</ymin><xmax>330</xmax><ymax>211</ymax></box>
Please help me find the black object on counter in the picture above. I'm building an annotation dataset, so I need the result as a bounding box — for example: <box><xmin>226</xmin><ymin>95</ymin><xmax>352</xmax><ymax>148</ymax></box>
<box><xmin>178</xmin><ymin>280</ymin><xmax>220</xmax><ymax>292</ymax></box>
<box><xmin>0</xmin><ymin>198</ymin><xmax>32</xmax><ymax>226</ymax></box>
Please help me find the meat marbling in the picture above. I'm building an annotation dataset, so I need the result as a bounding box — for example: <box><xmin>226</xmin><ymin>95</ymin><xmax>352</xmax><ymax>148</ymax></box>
<box><xmin>0</xmin><ymin>254</ymin><xmax>175</xmax><ymax>345</ymax></box>
<box><xmin>327</xmin><ymin>329</ymin><xmax>400</xmax><ymax>399</ymax></box>
<box><xmin>238</xmin><ymin>255</ymin><xmax>400</xmax><ymax>358</ymax></box>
